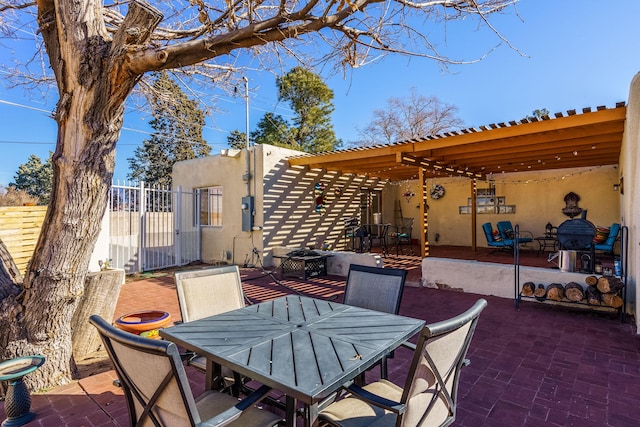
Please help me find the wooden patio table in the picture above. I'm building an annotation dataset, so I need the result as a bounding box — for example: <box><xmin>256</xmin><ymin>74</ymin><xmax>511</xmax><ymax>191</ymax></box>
<box><xmin>160</xmin><ymin>295</ymin><xmax>424</xmax><ymax>427</ymax></box>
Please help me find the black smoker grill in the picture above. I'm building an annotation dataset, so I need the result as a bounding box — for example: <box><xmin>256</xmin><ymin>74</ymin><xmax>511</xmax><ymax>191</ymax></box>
<box><xmin>556</xmin><ymin>219</ymin><xmax>596</xmax><ymax>273</ymax></box>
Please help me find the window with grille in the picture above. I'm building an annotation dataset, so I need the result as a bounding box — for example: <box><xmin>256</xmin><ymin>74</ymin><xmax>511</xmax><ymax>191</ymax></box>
<box><xmin>197</xmin><ymin>186</ymin><xmax>223</xmax><ymax>226</ymax></box>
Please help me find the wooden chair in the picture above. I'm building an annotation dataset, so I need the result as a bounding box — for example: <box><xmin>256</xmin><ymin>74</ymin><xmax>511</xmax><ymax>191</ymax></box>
<box><xmin>319</xmin><ymin>299</ymin><xmax>488</xmax><ymax>427</ymax></box>
<box><xmin>89</xmin><ymin>315</ymin><xmax>283</xmax><ymax>427</ymax></box>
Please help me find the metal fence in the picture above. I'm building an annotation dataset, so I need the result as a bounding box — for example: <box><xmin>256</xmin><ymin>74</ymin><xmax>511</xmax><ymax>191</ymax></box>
<box><xmin>109</xmin><ymin>181</ymin><xmax>200</xmax><ymax>274</ymax></box>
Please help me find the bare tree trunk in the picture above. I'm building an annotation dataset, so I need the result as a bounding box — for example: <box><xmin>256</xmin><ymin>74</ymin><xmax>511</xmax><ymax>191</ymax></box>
<box><xmin>0</xmin><ymin>0</ymin><xmax>163</xmax><ymax>392</ymax></box>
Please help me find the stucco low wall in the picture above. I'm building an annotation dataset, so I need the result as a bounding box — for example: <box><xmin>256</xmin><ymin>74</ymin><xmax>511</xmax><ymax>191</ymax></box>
<box><xmin>272</xmin><ymin>247</ymin><xmax>383</xmax><ymax>277</ymax></box>
<box><xmin>422</xmin><ymin>257</ymin><xmax>604</xmax><ymax>300</ymax></box>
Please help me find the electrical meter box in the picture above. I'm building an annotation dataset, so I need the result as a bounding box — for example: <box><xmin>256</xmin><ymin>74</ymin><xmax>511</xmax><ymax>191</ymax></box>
<box><xmin>241</xmin><ymin>196</ymin><xmax>254</xmax><ymax>232</ymax></box>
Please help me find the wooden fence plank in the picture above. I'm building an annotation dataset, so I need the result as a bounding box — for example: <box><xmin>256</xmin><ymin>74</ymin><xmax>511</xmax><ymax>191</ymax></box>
<box><xmin>0</xmin><ymin>206</ymin><xmax>47</xmax><ymax>274</ymax></box>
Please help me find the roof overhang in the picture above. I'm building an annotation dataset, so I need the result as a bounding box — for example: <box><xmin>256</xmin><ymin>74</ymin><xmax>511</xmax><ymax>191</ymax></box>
<box><xmin>287</xmin><ymin>104</ymin><xmax>626</xmax><ymax>181</ymax></box>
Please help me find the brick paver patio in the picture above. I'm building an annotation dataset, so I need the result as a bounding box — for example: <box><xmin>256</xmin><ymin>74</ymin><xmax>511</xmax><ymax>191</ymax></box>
<box><xmin>2</xmin><ymin>248</ymin><xmax>637</xmax><ymax>426</ymax></box>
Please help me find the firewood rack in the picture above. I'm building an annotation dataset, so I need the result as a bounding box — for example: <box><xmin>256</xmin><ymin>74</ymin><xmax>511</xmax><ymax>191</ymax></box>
<box><xmin>514</xmin><ymin>225</ymin><xmax>628</xmax><ymax>322</ymax></box>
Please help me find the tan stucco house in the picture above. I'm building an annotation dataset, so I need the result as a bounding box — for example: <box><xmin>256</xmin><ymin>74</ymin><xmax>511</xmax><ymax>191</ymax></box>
<box><xmin>173</xmin><ymin>71</ymin><xmax>640</xmax><ymax>332</ymax></box>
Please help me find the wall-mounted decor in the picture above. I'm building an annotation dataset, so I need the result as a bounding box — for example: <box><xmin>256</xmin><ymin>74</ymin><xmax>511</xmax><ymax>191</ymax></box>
<box><xmin>402</xmin><ymin>187</ymin><xmax>415</xmax><ymax>203</ymax></box>
<box><xmin>314</xmin><ymin>182</ymin><xmax>325</xmax><ymax>214</ymax></box>
<box><xmin>561</xmin><ymin>191</ymin><xmax>582</xmax><ymax>218</ymax></box>
<box><xmin>430</xmin><ymin>184</ymin><xmax>445</xmax><ymax>200</ymax></box>
<box><xmin>459</xmin><ymin>192</ymin><xmax>515</xmax><ymax>214</ymax></box>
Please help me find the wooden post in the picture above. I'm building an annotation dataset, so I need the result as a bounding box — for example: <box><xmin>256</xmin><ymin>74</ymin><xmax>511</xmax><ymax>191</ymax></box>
<box><xmin>419</xmin><ymin>166</ymin><xmax>428</xmax><ymax>257</ymax></box>
<box><xmin>471</xmin><ymin>179</ymin><xmax>477</xmax><ymax>251</ymax></box>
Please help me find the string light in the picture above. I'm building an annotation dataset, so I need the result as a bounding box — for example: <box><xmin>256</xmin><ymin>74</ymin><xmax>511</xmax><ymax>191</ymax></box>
<box><xmin>379</xmin><ymin>165</ymin><xmax>613</xmax><ymax>187</ymax></box>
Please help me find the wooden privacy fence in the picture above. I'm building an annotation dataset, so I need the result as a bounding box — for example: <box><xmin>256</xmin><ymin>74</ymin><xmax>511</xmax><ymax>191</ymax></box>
<box><xmin>0</xmin><ymin>206</ymin><xmax>47</xmax><ymax>274</ymax></box>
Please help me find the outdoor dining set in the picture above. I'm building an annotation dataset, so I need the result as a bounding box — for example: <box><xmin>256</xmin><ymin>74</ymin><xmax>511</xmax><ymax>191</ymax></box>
<box><xmin>89</xmin><ymin>264</ymin><xmax>488</xmax><ymax>427</ymax></box>
<box><xmin>344</xmin><ymin>217</ymin><xmax>415</xmax><ymax>256</ymax></box>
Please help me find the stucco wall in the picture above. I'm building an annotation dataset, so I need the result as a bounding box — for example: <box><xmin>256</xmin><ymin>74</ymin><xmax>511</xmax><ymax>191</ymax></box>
<box><xmin>622</xmin><ymin>72</ymin><xmax>639</xmax><ymax>330</ymax></box>
<box><xmin>422</xmin><ymin>257</ymin><xmax>609</xmax><ymax>300</ymax></box>
<box><xmin>173</xmin><ymin>145</ymin><xmax>389</xmax><ymax>267</ymax></box>
<box><xmin>396</xmin><ymin>165</ymin><xmax>620</xmax><ymax>248</ymax></box>
<box><xmin>173</xmin><ymin>149</ymin><xmax>255</xmax><ymax>266</ymax></box>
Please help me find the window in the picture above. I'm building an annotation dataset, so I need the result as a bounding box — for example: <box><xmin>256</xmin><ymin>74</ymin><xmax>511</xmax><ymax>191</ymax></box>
<box><xmin>458</xmin><ymin>188</ymin><xmax>515</xmax><ymax>214</ymax></box>
<box><xmin>197</xmin><ymin>186</ymin><xmax>222</xmax><ymax>226</ymax></box>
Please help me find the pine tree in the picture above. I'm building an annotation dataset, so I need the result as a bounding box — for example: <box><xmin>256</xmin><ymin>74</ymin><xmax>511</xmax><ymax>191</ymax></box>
<box><xmin>128</xmin><ymin>72</ymin><xmax>210</xmax><ymax>187</ymax></box>
<box><xmin>276</xmin><ymin>67</ymin><xmax>341</xmax><ymax>153</ymax></box>
<box><xmin>227</xmin><ymin>130</ymin><xmax>249</xmax><ymax>150</ymax></box>
<box><xmin>251</xmin><ymin>113</ymin><xmax>292</xmax><ymax>148</ymax></box>
<box><xmin>10</xmin><ymin>153</ymin><xmax>53</xmax><ymax>205</ymax></box>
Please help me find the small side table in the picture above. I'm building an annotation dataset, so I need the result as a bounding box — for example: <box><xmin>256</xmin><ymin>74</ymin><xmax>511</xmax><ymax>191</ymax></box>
<box><xmin>0</xmin><ymin>355</ymin><xmax>45</xmax><ymax>427</ymax></box>
<box><xmin>534</xmin><ymin>236</ymin><xmax>557</xmax><ymax>256</ymax></box>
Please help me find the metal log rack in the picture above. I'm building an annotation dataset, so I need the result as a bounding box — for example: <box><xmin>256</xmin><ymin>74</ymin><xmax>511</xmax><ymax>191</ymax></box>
<box><xmin>514</xmin><ymin>225</ymin><xmax>628</xmax><ymax>322</ymax></box>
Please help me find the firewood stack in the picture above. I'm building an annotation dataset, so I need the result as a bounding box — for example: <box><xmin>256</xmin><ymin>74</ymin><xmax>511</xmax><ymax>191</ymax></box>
<box><xmin>520</xmin><ymin>275</ymin><xmax>625</xmax><ymax>308</ymax></box>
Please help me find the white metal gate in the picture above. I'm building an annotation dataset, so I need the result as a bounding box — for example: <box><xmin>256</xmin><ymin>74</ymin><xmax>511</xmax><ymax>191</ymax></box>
<box><xmin>109</xmin><ymin>181</ymin><xmax>200</xmax><ymax>273</ymax></box>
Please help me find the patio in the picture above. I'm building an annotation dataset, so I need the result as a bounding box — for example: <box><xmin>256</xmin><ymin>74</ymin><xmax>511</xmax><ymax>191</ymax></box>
<box><xmin>2</xmin><ymin>247</ymin><xmax>638</xmax><ymax>426</ymax></box>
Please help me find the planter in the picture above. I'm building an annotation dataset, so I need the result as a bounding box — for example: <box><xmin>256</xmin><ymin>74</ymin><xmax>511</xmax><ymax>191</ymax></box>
<box><xmin>114</xmin><ymin>310</ymin><xmax>172</xmax><ymax>338</ymax></box>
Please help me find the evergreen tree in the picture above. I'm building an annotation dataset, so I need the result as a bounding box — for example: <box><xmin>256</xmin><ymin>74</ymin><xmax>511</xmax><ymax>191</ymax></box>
<box><xmin>251</xmin><ymin>113</ymin><xmax>293</xmax><ymax>148</ymax></box>
<box><xmin>10</xmin><ymin>153</ymin><xmax>53</xmax><ymax>205</ymax></box>
<box><xmin>227</xmin><ymin>130</ymin><xmax>249</xmax><ymax>150</ymax></box>
<box><xmin>128</xmin><ymin>72</ymin><xmax>210</xmax><ymax>187</ymax></box>
<box><xmin>276</xmin><ymin>67</ymin><xmax>341</xmax><ymax>153</ymax></box>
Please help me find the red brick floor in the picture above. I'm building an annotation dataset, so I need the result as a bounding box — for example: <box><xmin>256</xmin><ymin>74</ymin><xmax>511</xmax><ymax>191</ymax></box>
<box><xmin>2</xmin><ymin>247</ymin><xmax>635</xmax><ymax>426</ymax></box>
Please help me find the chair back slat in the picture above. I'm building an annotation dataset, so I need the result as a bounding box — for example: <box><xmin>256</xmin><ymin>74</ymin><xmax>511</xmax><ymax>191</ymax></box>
<box><xmin>344</xmin><ymin>264</ymin><xmax>407</xmax><ymax>314</ymax></box>
<box><xmin>175</xmin><ymin>266</ymin><xmax>245</xmax><ymax>322</ymax></box>
<box><xmin>90</xmin><ymin>315</ymin><xmax>199</xmax><ymax>427</ymax></box>
<box><xmin>400</xmin><ymin>299</ymin><xmax>487</xmax><ymax>427</ymax></box>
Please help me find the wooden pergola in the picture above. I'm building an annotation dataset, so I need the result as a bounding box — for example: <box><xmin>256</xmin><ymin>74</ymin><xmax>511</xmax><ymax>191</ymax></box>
<box><xmin>288</xmin><ymin>104</ymin><xmax>627</xmax><ymax>257</ymax></box>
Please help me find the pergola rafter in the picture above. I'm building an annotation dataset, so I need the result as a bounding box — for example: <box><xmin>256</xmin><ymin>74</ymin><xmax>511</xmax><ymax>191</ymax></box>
<box><xmin>286</xmin><ymin>103</ymin><xmax>627</xmax><ymax>257</ymax></box>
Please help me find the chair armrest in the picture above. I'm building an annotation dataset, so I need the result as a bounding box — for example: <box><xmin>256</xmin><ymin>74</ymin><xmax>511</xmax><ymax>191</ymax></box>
<box><xmin>519</xmin><ymin>230</ymin><xmax>534</xmax><ymax>240</ymax></box>
<box><xmin>199</xmin><ymin>384</ymin><xmax>274</xmax><ymax>427</ymax></box>
<box><xmin>344</xmin><ymin>383</ymin><xmax>405</xmax><ymax>415</ymax></box>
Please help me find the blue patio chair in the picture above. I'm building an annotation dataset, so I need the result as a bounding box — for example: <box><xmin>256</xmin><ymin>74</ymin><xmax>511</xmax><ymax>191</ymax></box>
<box><xmin>482</xmin><ymin>222</ymin><xmax>512</xmax><ymax>253</ymax></box>
<box><xmin>593</xmin><ymin>223</ymin><xmax>620</xmax><ymax>255</ymax></box>
<box><xmin>496</xmin><ymin>221</ymin><xmax>533</xmax><ymax>249</ymax></box>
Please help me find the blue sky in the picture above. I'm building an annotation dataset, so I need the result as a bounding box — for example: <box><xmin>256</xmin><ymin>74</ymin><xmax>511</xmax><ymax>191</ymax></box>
<box><xmin>1</xmin><ymin>0</ymin><xmax>639</xmax><ymax>187</ymax></box>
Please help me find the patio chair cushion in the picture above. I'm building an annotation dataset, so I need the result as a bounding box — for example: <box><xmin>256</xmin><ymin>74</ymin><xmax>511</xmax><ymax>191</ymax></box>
<box><xmin>593</xmin><ymin>226</ymin><xmax>610</xmax><ymax>244</ymax></box>
<box><xmin>593</xmin><ymin>223</ymin><xmax>620</xmax><ymax>253</ymax></box>
<box><xmin>482</xmin><ymin>223</ymin><xmax>511</xmax><ymax>250</ymax></box>
<box><xmin>496</xmin><ymin>221</ymin><xmax>533</xmax><ymax>245</ymax></box>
